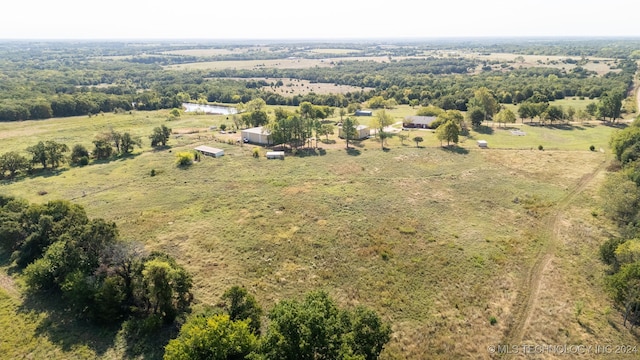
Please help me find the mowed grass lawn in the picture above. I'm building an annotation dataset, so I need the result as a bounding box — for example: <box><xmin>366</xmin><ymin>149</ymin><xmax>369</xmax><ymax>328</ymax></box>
<box><xmin>0</xmin><ymin>110</ymin><xmax>617</xmax><ymax>358</ymax></box>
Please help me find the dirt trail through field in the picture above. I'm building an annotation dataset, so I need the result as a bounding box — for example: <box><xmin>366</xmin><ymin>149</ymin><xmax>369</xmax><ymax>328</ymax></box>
<box><xmin>501</xmin><ymin>158</ymin><xmax>607</xmax><ymax>353</ymax></box>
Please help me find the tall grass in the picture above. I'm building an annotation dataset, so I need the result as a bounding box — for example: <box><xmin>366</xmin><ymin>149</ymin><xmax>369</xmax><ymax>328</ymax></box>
<box><xmin>0</xmin><ymin>109</ymin><xmax>620</xmax><ymax>358</ymax></box>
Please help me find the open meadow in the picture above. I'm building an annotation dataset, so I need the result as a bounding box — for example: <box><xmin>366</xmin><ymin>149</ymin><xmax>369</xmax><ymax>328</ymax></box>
<box><xmin>1</xmin><ymin>107</ymin><xmax>637</xmax><ymax>358</ymax></box>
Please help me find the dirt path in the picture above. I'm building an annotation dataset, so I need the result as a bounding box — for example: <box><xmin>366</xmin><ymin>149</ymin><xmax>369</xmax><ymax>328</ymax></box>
<box><xmin>501</xmin><ymin>158</ymin><xmax>607</xmax><ymax>352</ymax></box>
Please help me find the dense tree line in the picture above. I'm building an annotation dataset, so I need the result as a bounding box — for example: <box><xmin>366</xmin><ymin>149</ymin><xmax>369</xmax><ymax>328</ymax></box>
<box><xmin>0</xmin><ymin>127</ymin><xmax>165</xmax><ymax>179</ymax></box>
<box><xmin>165</xmin><ymin>287</ymin><xmax>391</xmax><ymax>360</ymax></box>
<box><xmin>0</xmin><ymin>41</ymin><xmax>636</xmax><ymax>122</ymax></box>
<box><xmin>0</xmin><ymin>197</ymin><xmax>193</xmax><ymax>325</ymax></box>
<box><xmin>599</xmin><ymin>118</ymin><xmax>640</xmax><ymax>328</ymax></box>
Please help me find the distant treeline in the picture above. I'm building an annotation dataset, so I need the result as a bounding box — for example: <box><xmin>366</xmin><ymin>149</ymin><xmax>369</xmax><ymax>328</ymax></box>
<box><xmin>0</xmin><ymin>41</ymin><xmax>637</xmax><ymax>121</ymax></box>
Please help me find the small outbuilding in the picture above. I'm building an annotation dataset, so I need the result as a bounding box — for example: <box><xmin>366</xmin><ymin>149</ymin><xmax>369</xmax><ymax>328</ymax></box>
<box><xmin>241</xmin><ymin>127</ymin><xmax>272</xmax><ymax>145</ymax></box>
<box><xmin>477</xmin><ymin>140</ymin><xmax>488</xmax><ymax>148</ymax></box>
<box><xmin>194</xmin><ymin>145</ymin><xmax>225</xmax><ymax>157</ymax></box>
<box><xmin>266</xmin><ymin>151</ymin><xmax>285</xmax><ymax>160</ymax></box>
<box><xmin>355</xmin><ymin>110</ymin><xmax>373</xmax><ymax>116</ymax></box>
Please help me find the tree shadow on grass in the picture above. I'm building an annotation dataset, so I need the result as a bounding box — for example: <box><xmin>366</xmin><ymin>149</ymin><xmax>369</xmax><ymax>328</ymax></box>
<box><xmin>295</xmin><ymin>148</ymin><xmax>327</xmax><ymax>157</ymax></box>
<box><xmin>346</xmin><ymin>148</ymin><xmax>361</xmax><ymax>156</ymax></box>
<box><xmin>0</xmin><ymin>167</ymin><xmax>70</xmax><ymax>187</ymax></box>
<box><xmin>122</xmin><ymin>317</ymin><xmax>180</xmax><ymax>360</ymax></box>
<box><xmin>440</xmin><ymin>146</ymin><xmax>469</xmax><ymax>155</ymax></box>
<box><xmin>18</xmin><ymin>292</ymin><xmax>120</xmax><ymax>357</ymax></box>
<box><xmin>547</xmin><ymin>123</ymin><xmax>585</xmax><ymax>131</ymax></box>
<box><xmin>18</xmin><ymin>291</ymin><xmax>177</xmax><ymax>360</ymax></box>
<box><xmin>474</xmin><ymin>125</ymin><xmax>494</xmax><ymax>135</ymax></box>
<box><xmin>349</xmin><ymin>140</ymin><xmax>365</xmax><ymax>148</ymax></box>
<box><xmin>91</xmin><ymin>152</ymin><xmax>142</xmax><ymax>165</ymax></box>
<box><xmin>26</xmin><ymin>167</ymin><xmax>69</xmax><ymax>180</ymax></box>
<box><xmin>150</xmin><ymin>145</ymin><xmax>172</xmax><ymax>152</ymax></box>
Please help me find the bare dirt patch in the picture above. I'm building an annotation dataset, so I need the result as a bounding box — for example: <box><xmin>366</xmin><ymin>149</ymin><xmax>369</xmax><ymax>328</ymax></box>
<box><xmin>0</xmin><ymin>273</ymin><xmax>19</xmax><ymax>298</ymax></box>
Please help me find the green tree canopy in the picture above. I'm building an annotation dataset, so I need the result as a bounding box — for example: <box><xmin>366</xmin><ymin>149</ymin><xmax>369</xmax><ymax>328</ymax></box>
<box><xmin>221</xmin><ymin>286</ymin><xmax>263</xmax><ymax>335</ymax></box>
<box><xmin>261</xmin><ymin>291</ymin><xmax>390</xmax><ymax>360</ymax></box>
<box><xmin>0</xmin><ymin>151</ymin><xmax>29</xmax><ymax>178</ymax></box>
<box><xmin>341</xmin><ymin>117</ymin><xmax>358</xmax><ymax>149</ymax></box>
<box><xmin>150</xmin><ymin>125</ymin><xmax>172</xmax><ymax>147</ymax></box>
<box><xmin>435</xmin><ymin>120</ymin><xmax>460</xmax><ymax>146</ymax></box>
<box><xmin>494</xmin><ymin>108</ymin><xmax>517</xmax><ymax>127</ymax></box>
<box><xmin>164</xmin><ymin>314</ymin><xmax>258</xmax><ymax>360</ymax></box>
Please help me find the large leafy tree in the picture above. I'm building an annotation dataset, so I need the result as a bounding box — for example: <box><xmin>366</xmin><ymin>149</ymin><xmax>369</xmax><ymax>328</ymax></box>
<box><xmin>375</xmin><ymin>110</ymin><xmax>394</xmax><ymax>150</ymax></box>
<box><xmin>164</xmin><ymin>314</ymin><xmax>258</xmax><ymax>360</ymax></box>
<box><xmin>467</xmin><ymin>87</ymin><xmax>498</xmax><ymax>123</ymax></box>
<box><xmin>150</xmin><ymin>125</ymin><xmax>172</xmax><ymax>147</ymax></box>
<box><xmin>93</xmin><ymin>137</ymin><xmax>114</xmax><ymax>160</ymax></box>
<box><xmin>261</xmin><ymin>291</ymin><xmax>391</xmax><ymax>360</ymax></box>
<box><xmin>221</xmin><ymin>286</ymin><xmax>263</xmax><ymax>335</ymax></box>
<box><xmin>435</xmin><ymin>120</ymin><xmax>460</xmax><ymax>146</ymax></box>
<box><xmin>26</xmin><ymin>141</ymin><xmax>48</xmax><ymax>169</ymax></box>
<box><xmin>610</xmin><ymin>125</ymin><xmax>640</xmax><ymax>163</ymax></box>
<box><xmin>70</xmin><ymin>144</ymin><xmax>90</xmax><ymax>165</ymax></box>
<box><xmin>44</xmin><ymin>140</ymin><xmax>69</xmax><ymax>169</ymax></box>
<box><xmin>0</xmin><ymin>151</ymin><xmax>29</xmax><ymax>178</ymax></box>
<box><xmin>341</xmin><ymin>117</ymin><xmax>358</xmax><ymax>149</ymax></box>
<box><xmin>597</xmin><ymin>91</ymin><xmax>624</xmax><ymax>122</ymax></box>
<box><xmin>494</xmin><ymin>108</ymin><xmax>517</xmax><ymax>127</ymax></box>
<box><xmin>599</xmin><ymin>172</ymin><xmax>640</xmax><ymax>224</ymax></box>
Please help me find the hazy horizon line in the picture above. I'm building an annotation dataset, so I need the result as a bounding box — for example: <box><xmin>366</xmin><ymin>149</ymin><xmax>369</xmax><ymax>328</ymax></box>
<box><xmin>1</xmin><ymin>35</ymin><xmax>639</xmax><ymax>43</ymax></box>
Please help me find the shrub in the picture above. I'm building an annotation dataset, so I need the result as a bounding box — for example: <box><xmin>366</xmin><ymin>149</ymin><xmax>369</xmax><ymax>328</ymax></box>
<box><xmin>176</xmin><ymin>152</ymin><xmax>194</xmax><ymax>166</ymax></box>
<box><xmin>78</xmin><ymin>156</ymin><xmax>89</xmax><ymax>166</ymax></box>
<box><xmin>252</xmin><ymin>148</ymin><xmax>260</xmax><ymax>158</ymax></box>
<box><xmin>538</xmin><ymin>145</ymin><xmax>544</xmax><ymax>151</ymax></box>
<box><xmin>150</xmin><ymin>169</ymin><xmax>156</xmax><ymax>177</ymax></box>
<box><xmin>590</xmin><ymin>145</ymin><xmax>596</xmax><ymax>151</ymax></box>
<box><xmin>489</xmin><ymin>316</ymin><xmax>497</xmax><ymax>325</ymax></box>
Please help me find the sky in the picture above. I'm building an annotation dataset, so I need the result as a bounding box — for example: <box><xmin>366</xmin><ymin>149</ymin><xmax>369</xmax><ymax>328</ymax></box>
<box><xmin>1</xmin><ymin>0</ymin><xmax>638</xmax><ymax>40</ymax></box>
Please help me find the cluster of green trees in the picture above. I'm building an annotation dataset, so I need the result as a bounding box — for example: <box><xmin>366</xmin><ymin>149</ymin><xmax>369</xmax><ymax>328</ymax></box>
<box><xmin>0</xmin><ymin>197</ymin><xmax>193</xmax><ymax>325</ymax></box>
<box><xmin>599</xmin><ymin>119</ymin><xmax>640</xmax><ymax>327</ymax></box>
<box><xmin>0</xmin><ymin>140</ymin><xmax>69</xmax><ymax>178</ymax></box>
<box><xmin>265</xmin><ymin>101</ymin><xmax>335</xmax><ymax>150</ymax></box>
<box><xmin>165</xmin><ymin>287</ymin><xmax>391</xmax><ymax>360</ymax></box>
<box><xmin>0</xmin><ymin>126</ymin><xmax>170</xmax><ymax>179</ymax></box>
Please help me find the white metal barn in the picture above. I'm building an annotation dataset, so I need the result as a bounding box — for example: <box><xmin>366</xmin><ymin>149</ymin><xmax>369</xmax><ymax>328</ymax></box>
<box><xmin>194</xmin><ymin>145</ymin><xmax>225</xmax><ymax>158</ymax></box>
<box><xmin>241</xmin><ymin>127</ymin><xmax>272</xmax><ymax>145</ymax></box>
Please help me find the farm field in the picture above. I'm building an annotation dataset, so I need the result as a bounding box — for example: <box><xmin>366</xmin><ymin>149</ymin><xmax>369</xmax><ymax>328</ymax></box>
<box><xmin>462</xmin><ymin>53</ymin><xmax>619</xmax><ymax>75</ymax></box>
<box><xmin>222</xmin><ymin>77</ymin><xmax>371</xmax><ymax>96</ymax></box>
<box><xmin>0</xmin><ymin>108</ymin><xmax>636</xmax><ymax>359</ymax></box>
<box><xmin>165</xmin><ymin>56</ymin><xmax>412</xmax><ymax>70</ymax></box>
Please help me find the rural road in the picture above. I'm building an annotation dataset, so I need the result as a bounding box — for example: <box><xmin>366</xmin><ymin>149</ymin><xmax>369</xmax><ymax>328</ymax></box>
<box><xmin>501</xmin><ymin>159</ymin><xmax>607</xmax><ymax>354</ymax></box>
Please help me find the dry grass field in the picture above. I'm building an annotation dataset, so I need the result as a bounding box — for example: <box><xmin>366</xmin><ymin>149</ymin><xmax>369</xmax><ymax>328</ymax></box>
<box><xmin>1</xmin><ymin>106</ymin><xmax>637</xmax><ymax>359</ymax></box>
<box><xmin>463</xmin><ymin>53</ymin><xmax>618</xmax><ymax>75</ymax></box>
<box><xmin>165</xmin><ymin>56</ymin><xmax>411</xmax><ymax>71</ymax></box>
<box><xmin>223</xmin><ymin>77</ymin><xmax>371</xmax><ymax>96</ymax></box>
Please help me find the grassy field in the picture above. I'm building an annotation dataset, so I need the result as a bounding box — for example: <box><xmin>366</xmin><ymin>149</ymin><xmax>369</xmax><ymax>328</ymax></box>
<box><xmin>222</xmin><ymin>77</ymin><xmax>371</xmax><ymax>96</ymax></box>
<box><xmin>165</xmin><ymin>56</ymin><xmax>410</xmax><ymax>71</ymax></box>
<box><xmin>461</xmin><ymin>53</ymin><xmax>618</xmax><ymax>75</ymax></box>
<box><xmin>0</xmin><ymin>108</ymin><xmax>636</xmax><ymax>359</ymax></box>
